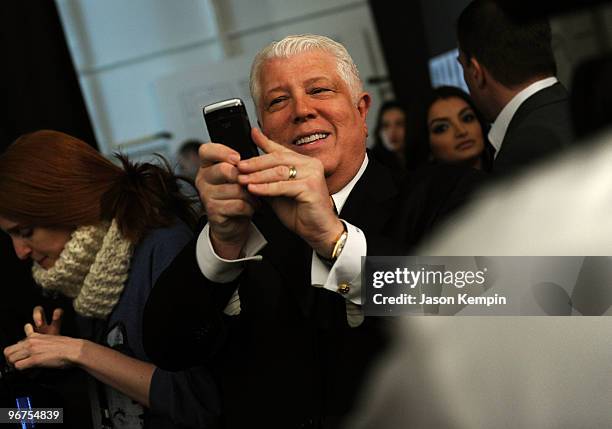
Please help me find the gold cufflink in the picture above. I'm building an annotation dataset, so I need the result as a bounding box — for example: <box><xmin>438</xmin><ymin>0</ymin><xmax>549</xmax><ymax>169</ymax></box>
<box><xmin>338</xmin><ymin>283</ymin><xmax>350</xmax><ymax>294</ymax></box>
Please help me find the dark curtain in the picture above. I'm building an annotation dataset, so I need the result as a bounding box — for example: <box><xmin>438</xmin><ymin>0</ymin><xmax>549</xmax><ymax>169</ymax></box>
<box><xmin>0</xmin><ymin>0</ymin><xmax>96</xmax><ymax>151</ymax></box>
<box><xmin>0</xmin><ymin>3</ymin><xmax>93</xmax><ymax>424</ymax></box>
<box><xmin>367</xmin><ymin>0</ymin><xmax>431</xmax><ymax>109</ymax></box>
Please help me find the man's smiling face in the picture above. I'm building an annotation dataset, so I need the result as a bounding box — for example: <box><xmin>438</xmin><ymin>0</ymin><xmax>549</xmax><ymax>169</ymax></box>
<box><xmin>257</xmin><ymin>50</ymin><xmax>371</xmax><ymax>193</ymax></box>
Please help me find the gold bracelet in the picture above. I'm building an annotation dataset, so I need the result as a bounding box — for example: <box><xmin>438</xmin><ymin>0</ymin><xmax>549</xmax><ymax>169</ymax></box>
<box><xmin>331</xmin><ymin>227</ymin><xmax>348</xmax><ymax>260</ymax></box>
<box><xmin>317</xmin><ymin>224</ymin><xmax>348</xmax><ymax>265</ymax></box>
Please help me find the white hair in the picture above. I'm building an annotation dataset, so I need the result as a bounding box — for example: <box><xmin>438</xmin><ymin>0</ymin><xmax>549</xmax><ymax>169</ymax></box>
<box><xmin>249</xmin><ymin>34</ymin><xmax>363</xmax><ymax>116</ymax></box>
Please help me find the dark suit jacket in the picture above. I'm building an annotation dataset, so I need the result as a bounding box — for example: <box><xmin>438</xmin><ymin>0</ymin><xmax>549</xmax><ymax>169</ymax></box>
<box><xmin>143</xmin><ymin>158</ymin><xmax>481</xmax><ymax>429</ymax></box>
<box><xmin>493</xmin><ymin>82</ymin><xmax>573</xmax><ymax>176</ymax></box>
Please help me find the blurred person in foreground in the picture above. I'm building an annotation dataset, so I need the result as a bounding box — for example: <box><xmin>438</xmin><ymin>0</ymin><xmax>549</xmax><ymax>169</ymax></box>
<box><xmin>143</xmin><ymin>34</ymin><xmax>481</xmax><ymax>428</ymax></box>
<box><xmin>457</xmin><ymin>0</ymin><xmax>573</xmax><ymax>176</ymax></box>
<box><xmin>0</xmin><ymin>130</ymin><xmax>219</xmax><ymax>428</ymax></box>
<box><xmin>412</xmin><ymin>86</ymin><xmax>491</xmax><ymax>171</ymax></box>
<box><xmin>346</xmin><ymin>129</ymin><xmax>612</xmax><ymax>428</ymax></box>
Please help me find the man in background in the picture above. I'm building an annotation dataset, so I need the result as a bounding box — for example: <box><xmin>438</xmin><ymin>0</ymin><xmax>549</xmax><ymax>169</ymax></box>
<box><xmin>176</xmin><ymin>139</ymin><xmax>202</xmax><ymax>180</ymax></box>
<box><xmin>457</xmin><ymin>0</ymin><xmax>573</xmax><ymax>176</ymax></box>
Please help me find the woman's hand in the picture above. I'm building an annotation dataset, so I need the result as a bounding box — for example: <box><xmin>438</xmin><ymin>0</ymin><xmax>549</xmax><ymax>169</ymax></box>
<box><xmin>28</xmin><ymin>306</ymin><xmax>63</xmax><ymax>336</ymax></box>
<box><xmin>3</xmin><ymin>331</ymin><xmax>155</xmax><ymax>407</ymax></box>
<box><xmin>3</xmin><ymin>331</ymin><xmax>82</xmax><ymax>370</ymax></box>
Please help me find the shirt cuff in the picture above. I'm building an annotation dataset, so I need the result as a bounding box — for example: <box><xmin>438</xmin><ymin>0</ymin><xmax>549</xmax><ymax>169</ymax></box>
<box><xmin>195</xmin><ymin>223</ymin><xmax>266</xmax><ymax>283</ymax></box>
<box><xmin>311</xmin><ymin>220</ymin><xmax>366</xmax><ymax>305</ymax></box>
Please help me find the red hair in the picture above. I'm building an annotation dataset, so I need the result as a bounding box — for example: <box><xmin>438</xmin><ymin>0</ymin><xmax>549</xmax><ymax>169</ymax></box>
<box><xmin>0</xmin><ymin>130</ymin><xmax>197</xmax><ymax>242</ymax></box>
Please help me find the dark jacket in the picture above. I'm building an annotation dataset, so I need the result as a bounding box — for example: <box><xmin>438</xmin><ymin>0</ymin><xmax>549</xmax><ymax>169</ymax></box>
<box><xmin>493</xmin><ymin>82</ymin><xmax>573</xmax><ymax>176</ymax></box>
<box><xmin>143</xmin><ymin>158</ymin><xmax>482</xmax><ymax>429</ymax></box>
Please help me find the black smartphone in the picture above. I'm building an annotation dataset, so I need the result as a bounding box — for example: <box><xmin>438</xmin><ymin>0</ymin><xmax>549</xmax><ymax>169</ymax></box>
<box><xmin>203</xmin><ymin>98</ymin><xmax>259</xmax><ymax>160</ymax></box>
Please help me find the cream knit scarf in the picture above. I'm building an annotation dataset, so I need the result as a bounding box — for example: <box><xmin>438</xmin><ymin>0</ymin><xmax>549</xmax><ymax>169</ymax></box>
<box><xmin>32</xmin><ymin>219</ymin><xmax>134</xmax><ymax>319</ymax></box>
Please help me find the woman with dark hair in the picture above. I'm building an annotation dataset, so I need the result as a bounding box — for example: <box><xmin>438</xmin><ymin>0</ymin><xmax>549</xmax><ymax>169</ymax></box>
<box><xmin>371</xmin><ymin>100</ymin><xmax>410</xmax><ymax>171</ymax></box>
<box><xmin>0</xmin><ymin>130</ymin><xmax>219</xmax><ymax>428</ymax></box>
<box><xmin>412</xmin><ymin>86</ymin><xmax>490</xmax><ymax>171</ymax></box>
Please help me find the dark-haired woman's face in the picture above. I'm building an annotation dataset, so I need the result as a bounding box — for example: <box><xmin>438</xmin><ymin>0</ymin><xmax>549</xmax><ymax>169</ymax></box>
<box><xmin>380</xmin><ymin>108</ymin><xmax>406</xmax><ymax>152</ymax></box>
<box><xmin>427</xmin><ymin>97</ymin><xmax>484</xmax><ymax>167</ymax></box>
<box><xmin>0</xmin><ymin>217</ymin><xmax>72</xmax><ymax>269</ymax></box>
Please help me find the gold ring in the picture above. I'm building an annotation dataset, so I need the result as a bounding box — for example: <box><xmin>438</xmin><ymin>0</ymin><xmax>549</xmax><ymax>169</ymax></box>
<box><xmin>288</xmin><ymin>165</ymin><xmax>297</xmax><ymax>180</ymax></box>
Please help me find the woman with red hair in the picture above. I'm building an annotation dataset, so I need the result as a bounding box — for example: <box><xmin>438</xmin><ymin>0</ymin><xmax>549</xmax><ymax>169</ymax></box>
<box><xmin>0</xmin><ymin>130</ymin><xmax>218</xmax><ymax>428</ymax></box>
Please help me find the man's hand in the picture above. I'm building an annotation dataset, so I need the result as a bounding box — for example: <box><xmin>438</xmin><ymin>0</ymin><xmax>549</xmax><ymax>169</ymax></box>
<box><xmin>196</xmin><ymin>142</ymin><xmax>257</xmax><ymax>259</ymax></box>
<box><xmin>237</xmin><ymin>128</ymin><xmax>344</xmax><ymax>258</ymax></box>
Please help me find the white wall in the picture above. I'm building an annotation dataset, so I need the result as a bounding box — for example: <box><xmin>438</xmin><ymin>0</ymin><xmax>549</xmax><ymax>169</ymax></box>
<box><xmin>55</xmin><ymin>0</ymin><xmax>389</xmax><ymax>162</ymax></box>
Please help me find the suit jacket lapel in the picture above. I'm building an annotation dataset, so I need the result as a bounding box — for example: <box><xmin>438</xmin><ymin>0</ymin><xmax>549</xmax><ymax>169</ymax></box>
<box><xmin>253</xmin><ymin>202</ymin><xmax>311</xmax><ymax>282</ymax></box>
<box><xmin>340</xmin><ymin>156</ymin><xmax>401</xmax><ymax>235</ymax></box>
<box><xmin>251</xmin><ymin>203</ymin><xmax>313</xmax><ymax>315</ymax></box>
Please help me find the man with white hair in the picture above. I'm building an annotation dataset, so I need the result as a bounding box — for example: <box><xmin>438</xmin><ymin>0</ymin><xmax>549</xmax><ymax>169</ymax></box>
<box><xmin>144</xmin><ymin>34</ymin><xmax>478</xmax><ymax>428</ymax></box>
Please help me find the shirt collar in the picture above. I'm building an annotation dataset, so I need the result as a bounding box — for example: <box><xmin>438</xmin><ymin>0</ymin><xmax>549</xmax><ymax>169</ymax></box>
<box><xmin>331</xmin><ymin>153</ymin><xmax>369</xmax><ymax>213</ymax></box>
<box><xmin>488</xmin><ymin>77</ymin><xmax>558</xmax><ymax>157</ymax></box>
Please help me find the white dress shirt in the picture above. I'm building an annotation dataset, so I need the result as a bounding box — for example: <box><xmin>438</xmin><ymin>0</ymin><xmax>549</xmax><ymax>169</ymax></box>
<box><xmin>488</xmin><ymin>77</ymin><xmax>558</xmax><ymax>157</ymax></box>
<box><xmin>195</xmin><ymin>155</ymin><xmax>370</xmax><ymax>327</ymax></box>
